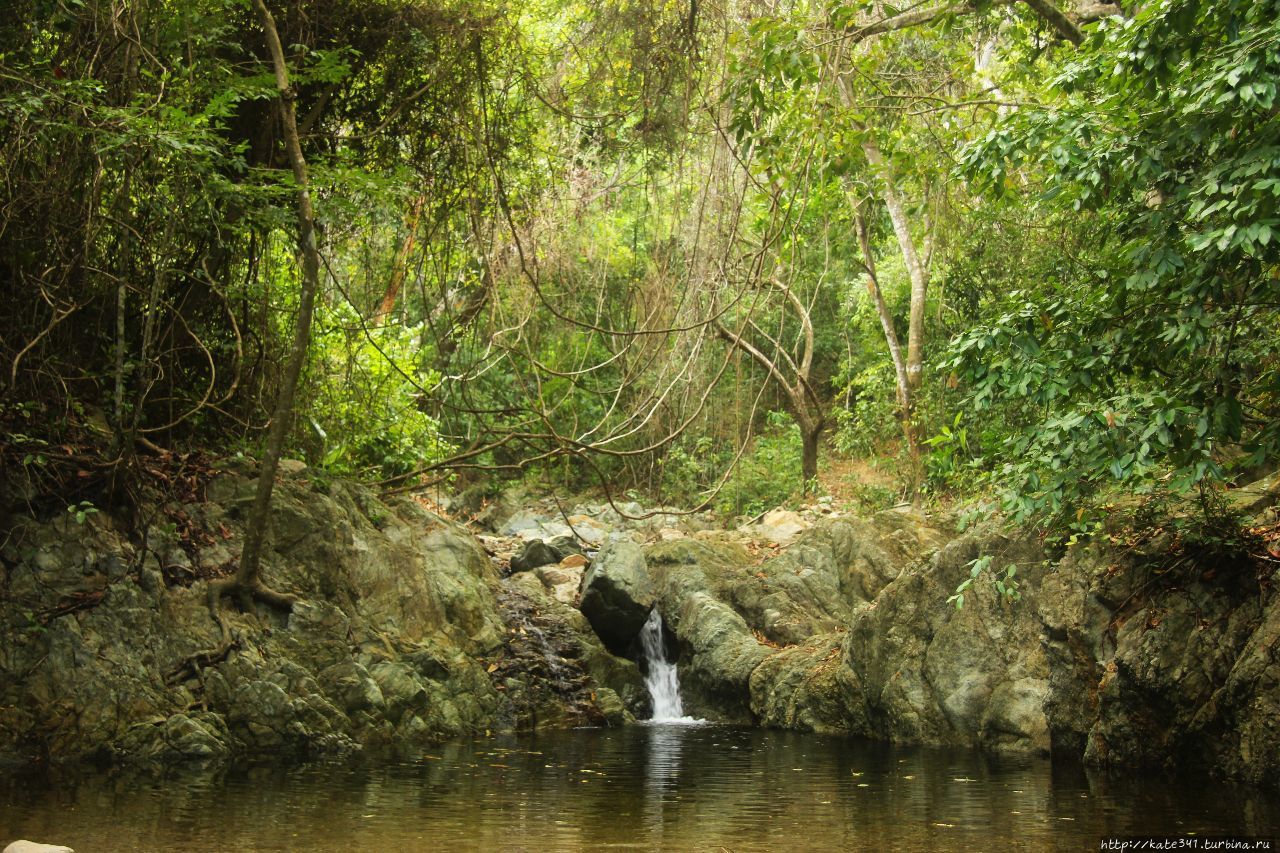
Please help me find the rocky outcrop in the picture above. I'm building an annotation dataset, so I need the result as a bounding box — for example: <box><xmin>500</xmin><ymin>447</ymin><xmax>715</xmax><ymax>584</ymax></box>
<box><xmin>0</xmin><ymin>464</ymin><xmax>640</xmax><ymax>766</ymax></box>
<box><xmin>4</xmin><ymin>465</ymin><xmax>1276</xmax><ymax>789</ymax></box>
<box><xmin>605</xmin><ymin>506</ymin><xmax>1280</xmax><ymax>787</ymax></box>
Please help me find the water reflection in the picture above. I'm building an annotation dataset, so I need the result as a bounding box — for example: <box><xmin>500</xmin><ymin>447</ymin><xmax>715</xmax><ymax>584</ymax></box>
<box><xmin>1</xmin><ymin>727</ymin><xmax>1276</xmax><ymax>851</ymax></box>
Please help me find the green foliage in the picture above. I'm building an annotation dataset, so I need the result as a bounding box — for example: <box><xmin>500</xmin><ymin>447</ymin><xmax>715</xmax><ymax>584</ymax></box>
<box><xmin>1121</xmin><ymin>486</ymin><xmax>1269</xmax><ymax>583</ymax></box>
<box><xmin>716</xmin><ymin>412</ymin><xmax>805</xmax><ymax>519</ymax></box>
<box><xmin>661</xmin><ymin>411</ymin><xmax>805</xmax><ymax>519</ymax></box>
<box><xmin>67</xmin><ymin>500</ymin><xmax>98</xmax><ymax>525</ymax></box>
<box><xmin>834</xmin><ymin>362</ymin><xmax>899</xmax><ymax>456</ymax></box>
<box><xmin>306</xmin><ymin>305</ymin><xmax>451</xmax><ymax>478</ymax></box>
<box><xmin>951</xmin><ymin>0</ymin><xmax>1280</xmax><ymax>526</ymax></box>
<box><xmin>948</xmin><ymin>555</ymin><xmax>1021</xmax><ymax>610</ymax></box>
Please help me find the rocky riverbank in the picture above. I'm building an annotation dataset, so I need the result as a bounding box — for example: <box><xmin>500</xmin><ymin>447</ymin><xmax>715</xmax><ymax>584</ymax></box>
<box><xmin>576</xmin><ymin>485</ymin><xmax>1280</xmax><ymax>788</ymax></box>
<box><xmin>0</xmin><ymin>461</ymin><xmax>645</xmax><ymax>766</ymax></box>
<box><xmin>2</xmin><ymin>459</ymin><xmax>1277</xmax><ymax>788</ymax></box>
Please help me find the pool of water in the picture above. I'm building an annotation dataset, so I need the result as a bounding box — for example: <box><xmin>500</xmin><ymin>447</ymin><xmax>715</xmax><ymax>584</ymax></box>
<box><xmin>2</xmin><ymin>726</ymin><xmax>1276</xmax><ymax>851</ymax></box>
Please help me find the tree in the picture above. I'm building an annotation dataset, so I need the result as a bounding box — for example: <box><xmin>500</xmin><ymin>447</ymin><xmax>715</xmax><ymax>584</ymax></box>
<box><xmin>208</xmin><ymin>0</ymin><xmax>320</xmax><ymax>614</ymax></box>
<box><xmin>950</xmin><ymin>0</ymin><xmax>1280</xmax><ymax>522</ymax></box>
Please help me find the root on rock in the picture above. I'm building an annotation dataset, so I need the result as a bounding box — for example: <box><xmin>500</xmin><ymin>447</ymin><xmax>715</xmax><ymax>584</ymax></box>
<box><xmin>167</xmin><ymin>576</ymin><xmax>297</xmax><ymax>685</ymax></box>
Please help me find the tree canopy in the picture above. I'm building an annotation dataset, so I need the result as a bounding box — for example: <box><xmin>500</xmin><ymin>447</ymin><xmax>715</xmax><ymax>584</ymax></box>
<box><xmin>2</xmin><ymin>0</ymin><xmax>1276</xmax><ymax>533</ymax></box>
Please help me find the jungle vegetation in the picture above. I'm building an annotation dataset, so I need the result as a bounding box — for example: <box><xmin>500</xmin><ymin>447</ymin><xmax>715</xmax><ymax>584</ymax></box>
<box><xmin>2</xmin><ymin>0</ymin><xmax>1277</xmax><ymax>544</ymax></box>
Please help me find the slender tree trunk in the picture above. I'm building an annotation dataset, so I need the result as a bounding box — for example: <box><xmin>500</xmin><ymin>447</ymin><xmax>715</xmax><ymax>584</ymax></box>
<box><xmin>215</xmin><ymin>0</ymin><xmax>321</xmax><ymax>611</ymax></box>
<box><xmin>800</xmin><ymin>420</ymin><xmax>821</xmax><ymax>488</ymax></box>
<box><xmin>376</xmin><ymin>193</ymin><xmax>426</xmax><ymax>320</ymax></box>
<box><xmin>855</xmin><ymin>208</ymin><xmax>920</xmax><ymax>463</ymax></box>
<box><xmin>860</xmin><ymin>136</ymin><xmax>929</xmax><ymax>391</ymax></box>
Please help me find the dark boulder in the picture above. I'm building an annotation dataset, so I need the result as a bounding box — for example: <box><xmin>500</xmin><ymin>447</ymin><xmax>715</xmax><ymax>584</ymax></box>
<box><xmin>578</xmin><ymin>538</ymin><xmax>655</xmax><ymax>655</ymax></box>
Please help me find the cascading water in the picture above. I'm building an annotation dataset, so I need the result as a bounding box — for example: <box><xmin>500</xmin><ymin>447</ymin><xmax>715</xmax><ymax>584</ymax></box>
<box><xmin>639</xmin><ymin>608</ymin><xmax>701</xmax><ymax>724</ymax></box>
<box><xmin>526</xmin><ymin>625</ymin><xmax>568</xmax><ymax>694</ymax></box>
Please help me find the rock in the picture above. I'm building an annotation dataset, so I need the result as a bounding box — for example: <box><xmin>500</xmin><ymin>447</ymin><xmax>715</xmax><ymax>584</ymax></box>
<box><xmin>564</xmin><ymin>515</ymin><xmax>608</xmax><ymax>545</ymax></box>
<box><xmin>752</xmin><ymin>509</ymin><xmax>809</xmax><ymax>543</ymax></box>
<box><xmin>559</xmin><ymin>553</ymin><xmax>589</xmax><ymax>569</ymax></box>
<box><xmin>4</xmin><ymin>843</ymin><xmax>75</xmax><ymax>853</ymax></box>
<box><xmin>0</xmin><ymin>472</ymin><xmax>508</xmax><ymax>764</ymax></box>
<box><xmin>496</xmin><ymin>579</ymin><xmax>646</xmax><ymax>727</ymax></box>
<box><xmin>547</xmin><ymin>535</ymin><xmax>586</xmax><ymax>559</ymax></box>
<box><xmin>667</xmin><ymin>590</ymin><xmax>770</xmax><ymax>721</ymax></box>
<box><xmin>593</xmin><ymin>687</ymin><xmax>629</xmax><ymax>725</ymax></box>
<box><xmin>499</xmin><ymin>510</ymin><xmax>548</xmax><ymax>539</ymax></box>
<box><xmin>750</xmin><ymin>634</ymin><xmax>864</xmax><ymax>733</ymax></box>
<box><xmin>278</xmin><ymin>458</ymin><xmax>307</xmax><ymax>474</ymax></box>
<box><xmin>578</xmin><ymin>538</ymin><xmax>657</xmax><ymax>654</ymax></box>
<box><xmin>1229</xmin><ymin>471</ymin><xmax>1280</xmax><ymax>514</ymax></box>
<box><xmin>319</xmin><ymin>662</ymin><xmax>386</xmax><ymax>714</ymax></box>
<box><xmin>535</xmin><ymin>564</ymin><xmax>585</xmax><ymax>605</ymax></box>
<box><xmin>510</xmin><ymin>539</ymin><xmax>560</xmax><ymax>573</ymax></box>
<box><xmin>643</xmin><ymin>539</ymin><xmax>771</xmax><ymax>721</ymax></box>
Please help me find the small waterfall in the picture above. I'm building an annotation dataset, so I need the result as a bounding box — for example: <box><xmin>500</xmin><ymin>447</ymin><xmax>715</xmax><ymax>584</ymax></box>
<box><xmin>639</xmin><ymin>609</ymin><xmax>701</xmax><ymax>724</ymax></box>
<box><xmin>526</xmin><ymin>625</ymin><xmax>568</xmax><ymax>693</ymax></box>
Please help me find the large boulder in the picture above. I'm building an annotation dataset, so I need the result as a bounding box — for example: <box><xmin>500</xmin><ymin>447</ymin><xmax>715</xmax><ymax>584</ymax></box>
<box><xmin>578</xmin><ymin>538</ymin><xmax>656</xmax><ymax>654</ymax></box>
<box><xmin>645</xmin><ymin>539</ymin><xmax>773</xmax><ymax>721</ymax></box>
<box><xmin>749</xmin><ymin>633</ymin><xmax>864</xmax><ymax>733</ymax></box>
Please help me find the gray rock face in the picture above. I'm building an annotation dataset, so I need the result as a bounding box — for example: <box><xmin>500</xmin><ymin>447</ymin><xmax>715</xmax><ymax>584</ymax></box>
<box><xmin>609</xmin><ymin>511</ymin><xmax>1280</xmax><ymax>787</ymax></box>
<box><xmin>0</xmin><ymin>469</ymin><xmax>641</xmax><ymax>766</ymax></box>
<box><xmin>578</xmin><ymin>539</ymin><xmax>656</xmax><ymax>654</ymax></box>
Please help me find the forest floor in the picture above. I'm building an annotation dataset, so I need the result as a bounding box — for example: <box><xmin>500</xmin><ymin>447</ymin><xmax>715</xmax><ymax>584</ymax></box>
<box><xmin>816</xmin><ymin>443</ymin><xmax>908</xmax><ymax>511</ymax></box>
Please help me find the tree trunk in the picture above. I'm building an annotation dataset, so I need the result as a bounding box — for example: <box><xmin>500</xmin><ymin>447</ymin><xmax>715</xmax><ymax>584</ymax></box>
<box><xmin>800</xmin><ymin>420</ymin><xmax>821</xmax><ymax>489</ymax></box>
<box><xmin>854</xmin><ymin>208</ymin><xmax>921</xmax><ymax>471</ymax></box>
<box><xmin>860</xmin><ymin>136</ymin><xmax>929</xmax><ymax>391</ymax></box>
<box><xmin>214</xmin><ymin>0</ymin><xmax>321</xmax><ymax>612</ymax></box>
<box><xmin>376</xmin><ymin>193</ymin><xmax>426</xmax><ymax>320</ymax></box>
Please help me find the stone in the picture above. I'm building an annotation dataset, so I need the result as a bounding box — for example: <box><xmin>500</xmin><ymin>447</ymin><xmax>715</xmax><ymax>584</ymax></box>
<box><xmin>510</xmin><ymin>539</ymin><xmax>559</xmax><ymax>573</ymax></box>
<box><xmin>547</xmin><ymin>535</ymin><xmax>586</xmax><ymax>560</ymax></box>
<box><xmin>559</xmin><ymin>553</ymin><xmax>589</xmax><ymax>569</ymax></box>
<box><xmin>753</xmin><ymin>509</ymin><xmax>808</xmax><ymax>543</ymax></box>
<box><xmin>593</xmin><ymin>687</ymin><xmax>628</xmax><ymax>725</ymax></box>
<box><xmin>578</xmin><ymin>538</ymin><xmax>656</xmax><ymax>654</ymax></box>
<box><xmin>1228</xmin><ymin>471</ymin><xmax>1280</xmax><ymax>514</ymax></box>
<box><xmin>750</xmin><ymin>634</ymin><xmax>864</xmax><ymax>733</ymax></box>
<box><xmin>564</xmin><ymin>515</ymin><xmax>608</xmax><ymax>545</ymax></box>
<box><xmin>4</xmin><ymin>843</ymin><xmax>75</xmax><ymax>853</ymax></box>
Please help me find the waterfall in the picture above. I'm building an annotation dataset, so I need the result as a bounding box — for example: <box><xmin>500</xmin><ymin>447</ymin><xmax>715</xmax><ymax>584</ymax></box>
<box><xmin>639</xmin><ymin>608</ymin><xmax>701</xmax><ymax>724</ymax></box>
<box><xmin>526</xmin><ymin>625</ymin><xmax>568</xmax><ymax>694</ymax></box>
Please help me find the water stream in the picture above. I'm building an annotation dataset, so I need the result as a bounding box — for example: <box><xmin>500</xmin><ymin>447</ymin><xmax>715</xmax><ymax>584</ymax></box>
<box><xmin>638</xmin><ymin>608</ymin><xmax>701</xmax><ymax>725</ymax></box>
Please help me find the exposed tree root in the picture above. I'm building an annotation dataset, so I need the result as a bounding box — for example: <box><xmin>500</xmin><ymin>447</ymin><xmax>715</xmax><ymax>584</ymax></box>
<box><xmin>208</xmin><ymin>575</ymin><xmax>298</xmax><ymax>614</ymax></box>
<box><xmin>166</xmin><ymin>578</ymin><xmax>297</xmax><ymax>685</ymax></box>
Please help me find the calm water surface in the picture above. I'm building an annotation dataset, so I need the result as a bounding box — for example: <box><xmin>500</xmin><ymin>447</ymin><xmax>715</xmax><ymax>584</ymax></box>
<box><xmin>2</xmin><ymin>726</ymin><xmax>1276</xmax><ymax>851</ymax></box>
